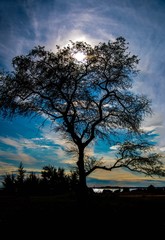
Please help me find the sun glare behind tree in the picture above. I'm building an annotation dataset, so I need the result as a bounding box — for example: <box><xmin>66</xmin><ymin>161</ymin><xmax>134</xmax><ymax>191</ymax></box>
<box><xmin>73</xmin><ymin>51</ymin><xmax>86</xmax><ymax>62</ymax></box>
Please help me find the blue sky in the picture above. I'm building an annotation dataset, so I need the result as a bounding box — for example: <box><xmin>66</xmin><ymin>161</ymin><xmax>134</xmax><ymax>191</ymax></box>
<box><xmin>0</xmin><ymin>0</ymin><xmax>165</xmax><ymax>188</ymax></box>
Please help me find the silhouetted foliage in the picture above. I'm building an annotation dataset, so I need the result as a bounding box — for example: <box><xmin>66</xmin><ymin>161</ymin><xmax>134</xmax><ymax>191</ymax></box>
<box><xmin>0</xmin><ymin>37</ymin><xmax>164</xmax><ymax>197</ymax></box>
<box><xmin>16</xmin><ymin>162</ymin><xmax>26</xmax><ymax>193</ymax></box>
<box><xmin>40</xmin><ymin>165</ymin><xmax>70</xmax><ymax>194</ymax></box>
<box><xmin>24</xmin><ymin>172</ymin><xmax>40</xmax><ymax>194</ymax></box>
<box><xmin>2</xmin><ymin>173</ymin><xmax>16</xmax><ymax>193</ymax></box>
<box><xmin>1</xmin><ymin>162</ymin><xmax>79</xmax><ymax>195</ymax></box>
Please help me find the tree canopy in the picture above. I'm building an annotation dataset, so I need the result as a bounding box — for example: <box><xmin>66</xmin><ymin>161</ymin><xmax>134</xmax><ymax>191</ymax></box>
<box><xmin>0</xmin><ymin>37</ymin><xmax>164</xmax><ymax>196</ymax></box>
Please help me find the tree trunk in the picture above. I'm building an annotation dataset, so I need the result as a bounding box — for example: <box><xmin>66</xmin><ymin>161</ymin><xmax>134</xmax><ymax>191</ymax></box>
<box><xmin>77</xmin><ymin>146</ymin><xmax>88</xmax><ymax>201</ymax></box>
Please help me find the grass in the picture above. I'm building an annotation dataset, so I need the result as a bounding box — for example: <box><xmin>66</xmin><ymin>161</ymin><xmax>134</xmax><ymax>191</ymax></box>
<box><xmin>0</xmin><ymin>191</ymin><xmax>165</xmax><ymax>235</ymax></box>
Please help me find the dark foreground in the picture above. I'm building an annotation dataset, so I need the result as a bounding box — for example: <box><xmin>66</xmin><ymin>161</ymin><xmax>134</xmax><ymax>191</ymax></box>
<box><xmin>0</xmin><ymin>191</ymin><xmax>165</xmax><ymax>236</ymax></box>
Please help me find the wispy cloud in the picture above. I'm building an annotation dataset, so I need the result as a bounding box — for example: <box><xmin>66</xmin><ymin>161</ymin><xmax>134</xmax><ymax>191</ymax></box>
<box><xmin>0</xmin><ymin>160</ymin><xmax>18</xmax><ymax>175</ymax></box>
<box><xmin>0</xmin><ymin>136</ymin><xmax>51</xmax><ymax>164</ymax></box>
<box><xmin>0</xmin><ymin>150</ymin><xmax>36</xmax><ymax>164</ymax></box>
<box><xmin>0</xmin><ymin>136</ymin><xmax>51</xmax><ymax>150</ymax></box>
<box><xmin>88</xmin><ymin>166</ymin><xmax>165</xmax><ymax>187</ymax></box>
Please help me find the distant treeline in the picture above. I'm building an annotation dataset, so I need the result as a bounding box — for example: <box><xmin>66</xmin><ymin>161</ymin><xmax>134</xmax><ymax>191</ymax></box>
<box><xmin>1</xmin><ymin>162</ymin><xmax>79</xmax><ymax>195</ymax></box>
<box><xmin>94</xmin><ymin>184</ymin><xmax>165</xmax><ymax>195</ymax></box>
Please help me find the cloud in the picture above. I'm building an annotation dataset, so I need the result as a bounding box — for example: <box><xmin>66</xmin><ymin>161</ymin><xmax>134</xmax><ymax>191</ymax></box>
<box><xmin>0</xmin><ymin>160</ymin><xmax>18</xmax><ymax>175</ymax></box>
<box><xmin>40</xmin><ymin>128</ymin><xmax>75</xmax><ymax>164</ymax></box>
<box><xmin>141</xmin><ymin>113</ymin><xmax>165</xmax><ymax>152</ymax></box>
<box><xmin>0</xmin><ymin>150</ymin><xmax>36</xmax><ymax>164</ymax></box>
<box><xmin>1</xmin><ymin>0</ymin><xmax>119</xmax><ymax>69</ymax></box>
<box><xmin>0</xmin><ymin>136</ymin><xmax>51</xmax><ymax>150</ymax></box>
<box><xmin>0</xmin><ymin>137</ymin><xmax>22</xmax><ymax>150</ymax></box>
<box><xmin>88</xmin><ymin>167</ymin><xmax>165</xmax><ymax>186</ymax></box>
<box><xmin>0</xmin><ymin>136</ymin><xmax>53</xmax><ymax>164</ymax></box>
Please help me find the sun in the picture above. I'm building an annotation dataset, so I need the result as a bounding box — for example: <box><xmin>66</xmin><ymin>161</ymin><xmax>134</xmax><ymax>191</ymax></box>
<box><xmin>73</xmin><ymin>51</ymin><xmax>86</xmax><ymax>62</ymax></box>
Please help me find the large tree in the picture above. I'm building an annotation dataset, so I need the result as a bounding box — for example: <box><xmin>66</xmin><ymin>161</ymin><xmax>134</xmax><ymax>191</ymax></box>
<box><xmin>0</xmin><ymin>37</ymin><xmax>164</xmax><ymax>196</ymax></box>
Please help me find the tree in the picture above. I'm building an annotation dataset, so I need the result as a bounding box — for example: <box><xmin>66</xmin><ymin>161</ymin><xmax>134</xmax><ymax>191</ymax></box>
<box><xmin>2</xmin><ymin>161</ymin><xmax>26</xmax><ymax>193</ymax></box>
<box><xmin>0</xmin><ymin>37</ymin><xmax>164</xmax><ymax>197</ymax></box>
<box><xmin>41</xmin><ymin>165</ymin><xmax>69</xmax><ymax>194</ymax></box>
<box><xmin>24</xmin><ymin>172</ymin><xmax>40</xmax><ymax>194</ymax></box>
<box><xmin>16</xmin><ymin>161</ymin><xmax>26</xmax><ymax>193</ymax></box>
<box><xmin>2</xmin><ymin>173</ymin><xmax>16</xmax><ymax>193</ymax></box>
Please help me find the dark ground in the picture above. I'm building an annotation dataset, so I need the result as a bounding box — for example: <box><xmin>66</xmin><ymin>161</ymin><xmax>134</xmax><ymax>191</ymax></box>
<box><xmin>0</xmin><ymin>191</ymin><xmax>165</xmax><ymax>236</ymax></box>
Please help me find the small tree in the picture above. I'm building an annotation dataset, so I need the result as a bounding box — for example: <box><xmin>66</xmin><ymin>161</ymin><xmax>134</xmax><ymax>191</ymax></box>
<box><xmin>2</xmin><ymin>173</ymin><xmax>16</xmax><ymax>193</ymax></box>
<box><xmin>2</xmin><ymin>162</ymin><xmax>26</xmax><ymax>193</ymax></box>
<box><xmin>0</xmin><ymin>37</ymin><xmax>164</xmax><ymax>197</ymax></box>
<box><xmin>16</xmin><ymin>161</ymin><xmax>26</xmax><ymax>193</ymax></box>
<box><xmin>41</xmin><ymin>165</ymin><xmax>58</xmax><ymax>183</ymax></box>
<box><xmin>41</xmin><ymin>165</ymin><xmax>70</xmax><ymax>193</ymax></box>
<box><xmin>24</xmin><ymin>172</ymin><xmax>40</xmax><ymax>194</ymax></box>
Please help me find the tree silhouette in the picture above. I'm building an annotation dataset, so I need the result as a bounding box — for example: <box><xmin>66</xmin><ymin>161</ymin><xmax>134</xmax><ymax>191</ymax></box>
<box><xmin>15</xmin><ymin>161</ymin><xmax>26</xmax><ymax>193</ymax></box>
<box><xmin>2</xmin><ymin>173</ymin><xmax>16</xmax><ymax>193</ymax></box>
<box><xmin>24</xmin><ymin>172</ymin><xmax>40</xmax><ymax>194</ymax></box>
<box><xmin>41</xmin><ymin>165</ymin><xmax>70</xmax><ymax>194</ymax></box>
<box><xmin>85</xmin><ymin>138</ymin><xmax>165</xmax><ymax>177</ymax></box>
<box><xmin>0</xmin><ymin>37</ymin><xmax>164</xmax><ymax>197</ymax></box>
<box><xmin>2</xmin><ymin>162</ymin><xmax>26</xmax><ymax>194</ymax></box>
<box><xmin>1</xmin><ymin>163</ymin><xmax>77</xmax><ymax>194</ymax></box>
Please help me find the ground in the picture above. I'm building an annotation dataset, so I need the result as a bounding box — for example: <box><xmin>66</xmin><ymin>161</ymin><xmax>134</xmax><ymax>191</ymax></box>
<box><xmin>0</xmin><ymin>190</ymin><xmax>165</xmax><ymax>236</ymax></box>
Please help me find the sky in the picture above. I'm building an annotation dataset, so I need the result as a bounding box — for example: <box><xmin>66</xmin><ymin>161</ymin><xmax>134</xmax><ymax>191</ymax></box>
<box><xmin>0</xmin><ymin>0</ymin><xmax>165</xmax><ymax>188</ymax></box>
